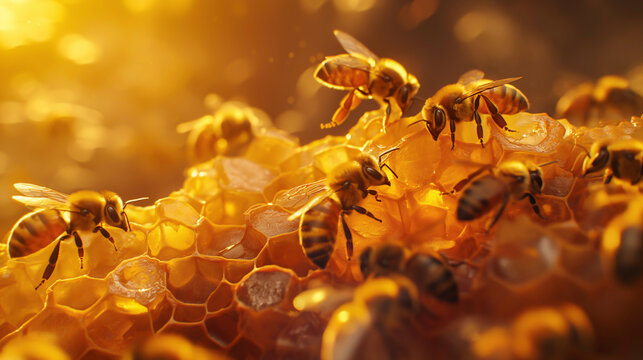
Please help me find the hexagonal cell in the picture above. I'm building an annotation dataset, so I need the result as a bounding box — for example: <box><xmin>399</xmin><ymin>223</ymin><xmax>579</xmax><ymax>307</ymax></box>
<box><xmin>245</xmin><ymin>204</ymin><xmax>298</xmax><ymax>238</ymax></box>
<box><xmin>51</xmin><ymin>277</ymin><xmax>107</xmax><ymax>311</ymax></box>
<box><xmin>219</xmin><ymin>226</ymin><xmax>266</xmax><ymax>260</ymax></box>
<box><xmin>491</xmin><ymin>112</ymin><xmax>566</xmax><ymax>154</ymax></box>
<box><xmin>148</xmin><ymin>293</ymin><xmax>175</xmax><ymax>332</ymax></box>
<box><xmin>235</xmin><ymin>266</ymin><xmax>298</xmax><ymax>312</ymax></box>
<box><xmin>107</xmin><ymin>256</ymin><xmax>166</xmax><ymax>306</ymax></box>
<box><xmin>195</xmin><ymin>219</ymin><xmax>244</xmax><ymax>256</ymax></box>
<box><xmin>21</xmin><ymin>306</ymin><xmax>89</xmax><ymax>359</ymax></box>
<box><xmin>183</xmin><ymin>160</ymin><xmax>222</xmax><ymax>204</ymax></box>
<box><xmin>148</xmin><ymin>222</ymin><xmax>196</xmax><ymax>260</ymax></box>
<box><xmin>166</xmin><ymin>256</ymin><xmax>223</xmax><ymax>304</ymax></box>
<box><xmin>486</xmin><ymin>217</ymin><xmax>559</xmax><ymax>287</ymax></box>
<box><xmin>155</xmin><ymin>198</ymin><xmax>201</xmax><ymax>228</ymax></box>
<box><xmin>85</xmin><ymin>229</ymin><xmax>148</xmax><ymax>279</ymax></box>
<box><xmin>204</xmin><ymin>306</ymin><xmax>240</xmax><ymax>348</ymax></box>
<box><xmin>244</xmin><ymin>132</ymin><xmax>299</xmax><ymax>168</ymax></box>
<box><xmin>173</xmin><ymin>303</ymin><xmax>206</xmax><ymax>323</ymax></box>
<box><xmin>222</xmin><ymin>260</ymin><xmax>254</xmax><ymax>283</ymax></box>
<box><xmin>85</xmin><ymin>295</ymin><xmax>154</xmax><ymax>353</ymax></box>
<box><xmin>0</xmin><ymin>333</ymin><xmax>73</xmax><ymax>360</ymax></box>
<box><xmin>206</xmin><ymin>282</ymin><xmax>234</xmax><ymax>312</ymax></box>
<box><xmin>256</xmin><ymin>232</ymin><xmax>315</xmax><ymax>277</ymax></box>
<box><xmin>218</xmin><ymin>157</ymin><xmax>275</xmax><ymax>193</ymax></box>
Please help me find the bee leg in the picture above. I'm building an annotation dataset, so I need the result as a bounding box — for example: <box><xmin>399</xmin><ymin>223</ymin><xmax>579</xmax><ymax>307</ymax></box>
<box><xmin>486</xmin><ymin>193</ymin><xmax>510</xmax><ymax>230</ymax></box>
<box><xmin>447</xmin><ymin>166</ymin><xmax>492</xmax><ymax>195</ymax></box>
<box><xmin>322</xmin><ymin>90</ymin><xmax>361</xmax><ymax>129</ymax></box>
<box><xmin>521</xmin><ymin>193</ymin><xmax>546</xmax><ymax>219</ymax></box>
<box><xmin>367</xmin><ymin>189</ymin><xmax>381</xmax><ymax>202</ymax></box>
<box><xmin>340</xmin><ymin>211</ymin><xmax>353</xmax><ymax>260</ymax></box>
<box><xmin>480</xmin><ymin>94</ymin><xmax>516</xmax><ymax>132</ymax></box>
<box><xmin>449</xmin><ymin>114</ymin><xmax>456</xmax><ymax>150</ymax></box>
<box><xmin>604</xmin><ymin>172</ymin><xmax>614</xmax><ymax>184</ymax></box>
<box><xmin>383</xmin><ymin>98</ymin><xmax>392</xmax><ymax>125</ymax></box>
<box><xmin>93</xmin><ymin>226</ymin><xmax>118</xmax><ymax>251</ymax></box>
<box><xmin>350</xmin><ymin>205</ymin><xmax>382</xmax><ymax>223</ymax></box>
<box><xmin>72</xmin><ymin>231</ymin><xmax>84</xmax><ymax>269</ymax></box>
<box><xmin>35</xmin><ymin>237</ymin><xmax>65</xmax><ymax>290</ymax></box>
<box><xmin>473</xmin><ymin>96</ymin><xmax>485</xmax><ymax>148</ymax></box>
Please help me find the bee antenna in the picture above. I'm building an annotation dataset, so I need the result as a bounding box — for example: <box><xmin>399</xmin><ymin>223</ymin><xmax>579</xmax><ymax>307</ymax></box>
<box><xmin>123</xmin><ymin>197</ymin><xmax>149</xmax><ymax>209</ymax></box>
<box><xmin>573</xmin><ymin>140</ymin><xmax>591</xmax><ymax>158</ymax></box>
<box><xmin>407</xmin><ymin>119</ymin><xmax>428</xmax><ymax>128</ymax></box>
<box><xmin>378</xmin><ymin>147</ymin><xmax>400</xmax><ymax>179</ymax></box>
<box><xmin>537</xmin><ymin>160</ymin><xmax>558</xmax><ymax>168</ymax></box>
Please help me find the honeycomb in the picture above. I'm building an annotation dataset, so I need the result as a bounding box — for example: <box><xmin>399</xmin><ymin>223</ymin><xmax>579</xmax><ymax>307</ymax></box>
<box><xmin>1</xmin><ymin>88</ymin><xmax>643</xmax><ymax>359</ymax></box>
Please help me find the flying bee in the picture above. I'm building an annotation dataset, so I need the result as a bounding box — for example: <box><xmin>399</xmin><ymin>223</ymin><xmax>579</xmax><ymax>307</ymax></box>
<box><xmin>410</xmin><ymin>70</ymin><xmax>529</xmax><ymax>149</ymax></box>
<box><xmin>315</xmin><ymin>30</ymin><xmax>420</xmax><ymax>129</ymax></box>
<box><xmin>284</xmin><ymin>147</ymin><xmax>398</xmax><ymax>268</ymax></box>
<box><xmin>8</xmin><ymin>183</ymin><xmax>146</xmax><ymax>289</ymax></box>
<box><xmin>360</xmin><ymin>243</ymin><xmax>459</xmax><ymax>303</ymax></box>
<box><xmin>176</xmin><ymin>101</ymin><xmax>264</xmax><ymax>163</ymax></box>
<box><xmin>450</xmin><ymin>160</ymin><xmax>556</xmax><ymax>229</ymax></box>
<box><xmin>556</xmin><ymin>75</ymin><xmax>643</xmax><ymax>126</ymax></box>
<box><xmin>582</xmin><ymin>138</ymin><xmax>643</xmax><ymax>185</ymax></box>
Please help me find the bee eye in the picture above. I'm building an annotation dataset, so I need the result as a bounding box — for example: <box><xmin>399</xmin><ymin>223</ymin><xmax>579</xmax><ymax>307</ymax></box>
<box><xmin>363</xmin><ymin>166</ymin><xmax>383</xmax><ymax>180</ymax></box>
<box><xmin>530</xmin><ymin>172</ymin><xmax>543</xmax><ymax>190</ymax></box>
<box><xmin>105</xmin><ymin>205</ymin><xmax>121</xmax><ymax>223</ymax></box>
<box><xmin>591</xmin><ymin>147</ymin><xmax>610</xmax><ymax>169</ymax></box>
<box><xmin>399</xmin><ymin>86</ymin><xmax>409</xmax><ymax>107</ymax></box>
<box><xmin>434</xmin><ymin>108</ymin><xmax>445</xmax><ymax>128</ymax></box>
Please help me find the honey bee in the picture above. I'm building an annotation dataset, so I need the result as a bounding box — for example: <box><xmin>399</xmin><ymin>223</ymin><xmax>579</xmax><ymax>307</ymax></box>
<box><xmin>556</xmin><ymin>75</ymin><xmax>643</xmax><ymax>126</ymax></box>
<box><xmin>451</xmin><ymin>160</ymin><xmax>555</xmax><ymax>229</ymax></box>
<box><xmin>582</xmin><ymin>138</ymin><xmax>643</xmax><ymax>185</ymax></box>
<box><xmin>602</xmin><ymin>200</ymin><xmax>643</xmax><ymax>285</ymax></box>
<box><xmin>8</xmin><ymin>183</ymin><xmax>146</xmax><ymax>289</ymax></box>
<box><xmin>284</xmin><ymin>148</ymin><xmax>397</xmax><ymax>268</ymax></box>
<box><xmin>410</xmin><ymin>70</ymin><xmax>529</xmax><ymax>149</ymax></box>
<box><xmin>315</xmin><ymin>30</ymin><xmax>420</xmax><ymax>129</ymax></box>
<box><xmin>176</xmin><ymin>101</ymin><xmax>262</xmax><ymax>163</ymax></box>
<box><xmin>359</xmin><ymin>243</ymin><xmax>458</xmax><ymax>303</ymax></box>
<box><xmin>511</xmin><ymin>304</ymin><xmax>594</xmax><ymax>360</ymax></box>
<box><xmin>295</xmin><ymin>277</ymin><xmax>423</xmax><ymax>360</ymax></box>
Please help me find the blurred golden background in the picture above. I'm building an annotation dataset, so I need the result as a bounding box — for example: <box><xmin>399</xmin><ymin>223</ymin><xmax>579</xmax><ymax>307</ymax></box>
<box><xmin>1</xmin><ymin>0</ymin><xmax>642</xmax><ymax>236</ymax></box>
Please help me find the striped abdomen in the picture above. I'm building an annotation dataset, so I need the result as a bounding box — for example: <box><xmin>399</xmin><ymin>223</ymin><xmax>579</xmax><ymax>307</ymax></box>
<box><xmin>404</xmin><ymin>253</ymin><xmax>458</xmax><ymax>303</ymax></box>
<box><xmin>315</xmin><ymin>56</ymin><xmax>370</xmax><ymax>90</ymax></box>
<box><xmin>8</xmin><ymin>209</ymin><xmax>67</xmax><ymax>258</ymax></box>
<box><xmin>615</xmin><ymin>226</ymin><xmax>643</xmax><ymax>285</ymax></box>
<box><xmin>481</xmin><ymin>84</ymin><xmax>529</xmax><ymax>115</ymax></box>
<box><xmin>457</xmin><ymin>175</ymin><xmax>507</xmax><ymax>221</ymax></box>
<box><xmin>300</xmin><ymin>198</ymin><xmax>341</xmax><ymax>269</ymax></box>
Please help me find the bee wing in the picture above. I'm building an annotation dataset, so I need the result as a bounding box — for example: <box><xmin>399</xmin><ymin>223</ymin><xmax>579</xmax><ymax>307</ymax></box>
<box><xmin>293</xmin><ymin>286</ymin><xmax>355</xmax><ymax>313</ymax></box>
<box><xmin>459</xmin><ymin>77</ymin><xmax>522</xmax><ymax>101</ymax></box>
<box><xmin>283</xmin><ymin>182</ymin><xmax>335</xmax><ymax>222</ymax></box>
<box><xmin>457</xmin><ymin>69</ymin><xmax>485</xmax><ymax>85</ymax></box>
<box><xmin>323</xmin><ymin>54</ymin><xmax>372</xmax><ymax>72</ymax></box>
<box><xmin>13</xmin><ymin>183</ymin><xmax>69</xmax><ymax>203</ymax></box>
<box><xmin>176</xmin><ymin>115</ymin><xmax>213</xmax><ymax>134</ymax></box>
<box><xmin>12</xmin><ymin>196</ymin><xmax>70</xmax><ymax>211</ymax></box>
<box><xmin>333</xmin><ymin>30</ymin><xmax>379</xmax><ymax>63</ymax></box>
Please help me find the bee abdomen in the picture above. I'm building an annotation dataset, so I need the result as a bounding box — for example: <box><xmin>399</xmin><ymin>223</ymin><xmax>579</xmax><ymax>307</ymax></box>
<box><xmin>457</xmin><ymin>176</ymin><xmax>505</xmax><ymax>221</ymax></box>
<box><xmin>404</xmin><ymin>253</ymin><xmax>458</xmax><ymax>303</ymax></box>
<box><xmin>615</xmin><ymin>226</ymin><xmax>643</xmax><ymax>285</ymax></box>
<box><xmin>300</xmin><ymin>199</ymin><xmax>341</xmax><ymax>269</ymax></box>
<box><xmin>315</xmin><ymin>62</ymin><xmax>370</xmax><ymax>89</ymax></box>
<box><xmin>483</xmin><ymin>84</ymin><xmax>530</xmax><ymax>115</ymax></box>
<box><xmin>8</xmin><ymin>209</ymin><xmax>67</xmax><ymax>258</ymax></box>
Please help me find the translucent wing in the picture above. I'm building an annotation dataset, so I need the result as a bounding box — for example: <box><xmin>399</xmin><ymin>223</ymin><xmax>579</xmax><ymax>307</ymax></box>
<box><xmin>12</xmin><ymin>196</ymin><xmax>69</xmax><ymax>210</ymax></box>
<box><xmin>323</xmin><ymin>54</ymin><xmax>372</xmax><ymax>72</ymax></box>
<box><xmin>333</xmin><ymin>30</ymin><xmax>379</xmax><ymax>63</ymax></box>
<box><xmin>459</xmin><ymin>77</ymin><xmax>522</xmax><ymax>101</ymax></box>
<box><xmin>457</xmin><ymin>69</ymin><xmax>485</xmax><ymax>85</ymax></box>
<box><xmin>14</xmin><ymin>183</ymin><xmax>69</xmax><ymax>203</ymax></box>
<box><xmin>281</xmin><ymin>180</ymin><xmax>335</xmax><ymax>222</ymax></box>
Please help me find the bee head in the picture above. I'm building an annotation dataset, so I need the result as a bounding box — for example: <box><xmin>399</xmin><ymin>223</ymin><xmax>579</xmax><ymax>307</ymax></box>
<box><xmin>420</xmin><ymin>103</ymin><xmax>447</xmax><ymax>141</ymax></box>
<box><xmin>102</xmin><ymin>191</ymin><xmax>127</xmax><ymax>230</ymax></box>
<box><xmin>396</xmin><ymin>77</ymin><xmax>420</xmax><ymax>114</ymax></box>
<box><xmin>583</xmin><ymin>143</ymin><xmax>610</xmax><ymax>176</ymax></box>
<box><xmin>361</xmin><ymin>156</ymin><xmax>390</xmax><ymax>187</ymax></box>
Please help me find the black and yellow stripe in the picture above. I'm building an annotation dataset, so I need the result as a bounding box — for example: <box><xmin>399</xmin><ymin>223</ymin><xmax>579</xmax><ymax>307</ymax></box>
<box><xmin>404</xmin><ymin>253</ymin><xmax>458</xmax><ymax>303</ymax></box>
<box><xmin>300</xmin><ymin>198</ymin><xmax>341</xmax><ymax>269</ymax></box>
<box><xmin>8</xmin><ymin>209</ymin><xmax>67</xmax><ymax>258</ymax></box>
<box><xmin>484</xmin><ymin>84</ymin><xmax>530</xmax><ymax>114</ymax></box>
<box><xmin>457</xmin><ymin>176</ymin><xmax>505</xmax><ymax>221</ymax></box>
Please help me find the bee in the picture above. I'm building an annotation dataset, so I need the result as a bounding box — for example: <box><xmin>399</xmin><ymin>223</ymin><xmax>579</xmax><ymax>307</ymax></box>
<box><xmin>451</xmin><ymin>160</ymin><xmax>555</xmax><ymax>229</ymax></box>
<box><xmin>176</xmin><ymin>101</ymin><xmax>260</xmax><ymax>163</ymax></box>
<box><xmin>294</xmin><ymin>277</ymin><xmax>423</xmax><ymax>360</ymax></box>
<box><xmin>511</xmin><ymin>304</ymin><xmax>594</xmax><ymax>360</ymax></box>
<box><xmin>315</xmin><ymin>30</ymin><xmax>420</xmax><ymax>129</ymax></box>
<box><xmin>601</xmin><ymin>200</ymin><xmax>643</xmax><ymax>285</ymax></box>
<box><xmin>284</xmin><ymin>148</ymin><xmax>398</xmax><ymax>268</ymax></box>
<box><xmin>582</xmin><ymin>138</ymin><xmax>643</xmax><ymax>185</ymax></box>
<box><xmin>359</xmin><ymin>243</ymin><xmax>458</xmax><ymax>303</ymax></box>
<box><xmin>556</xmin><ymin>75</ymin><xmax>643</xmax><ymax>126</ymax></box>
<box><xmin>410</xmin><ymin>70</ymin><xmax>529</xmax><ymax>149</ymax></box>
<box><xmin>8</xmin><ymin>183</ymin><xmax>146</xmax><ymax>289</ymax></box>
